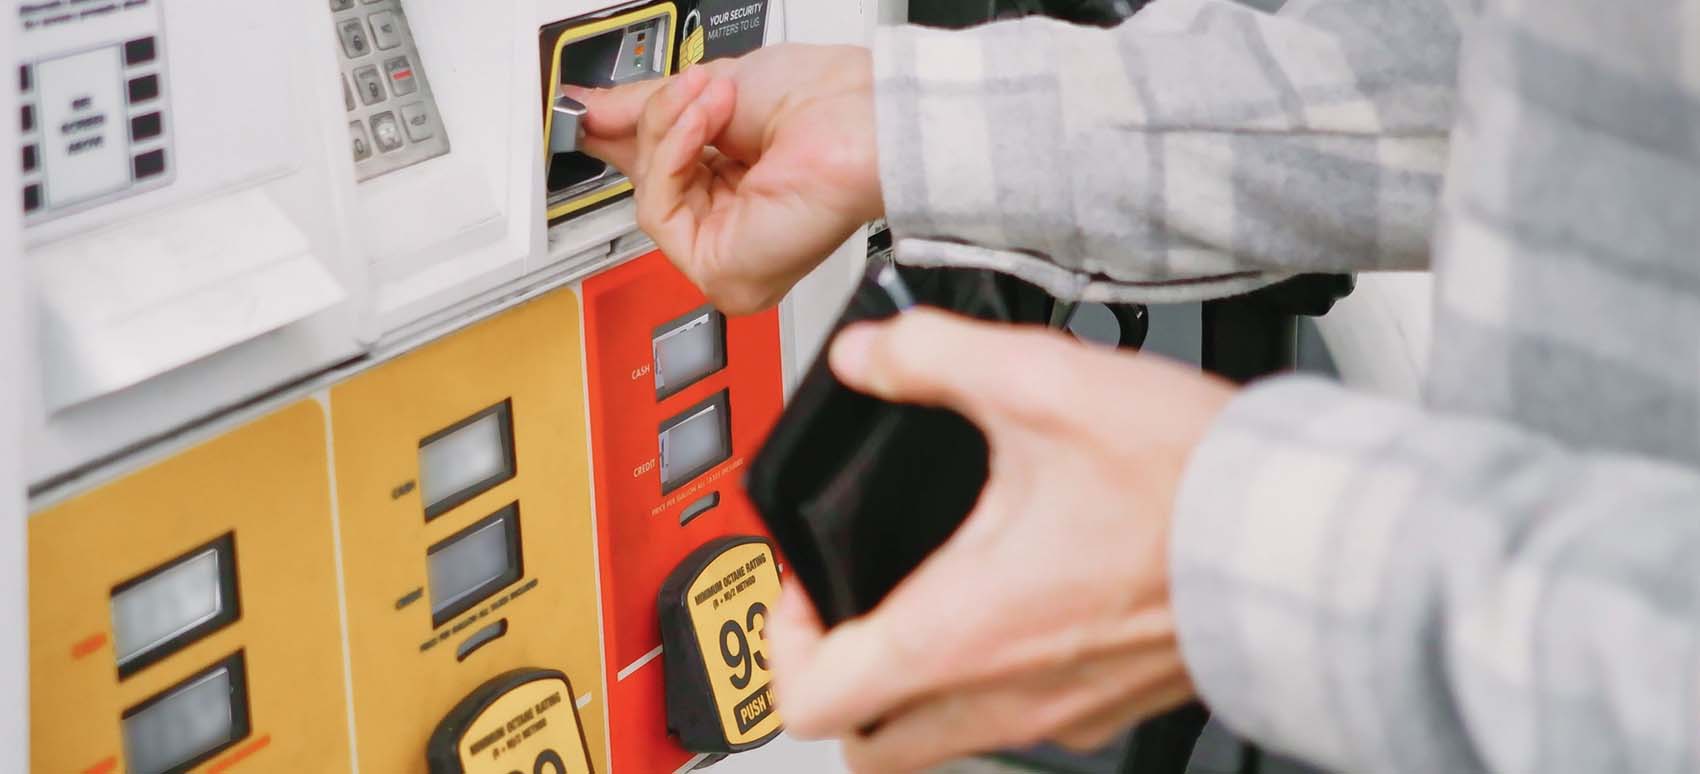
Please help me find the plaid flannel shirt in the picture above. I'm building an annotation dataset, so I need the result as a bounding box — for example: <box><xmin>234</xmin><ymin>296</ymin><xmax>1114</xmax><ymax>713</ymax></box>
<box><xmin>874</xmin><ymin>0</ymin><xmax>1700</xmax><ymax>772</ymax></box>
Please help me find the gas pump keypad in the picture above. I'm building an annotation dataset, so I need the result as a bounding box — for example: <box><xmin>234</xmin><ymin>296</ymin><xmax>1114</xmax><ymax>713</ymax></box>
<box><xmin>330</xmin><ymin>0</ymin><xmax>449</xmax><ymax>181</ymax></box>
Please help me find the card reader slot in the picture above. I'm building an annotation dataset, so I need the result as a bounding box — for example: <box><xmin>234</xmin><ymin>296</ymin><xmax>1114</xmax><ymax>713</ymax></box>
<box><xmin>546</xmin><ymin>27</ymin><xmax>635</xmax><ymax>206</ymax></box>
<box><xmin>542</xmin><ymin>7</ymin><xmax>674</xmax><ymax>221</ymax></box>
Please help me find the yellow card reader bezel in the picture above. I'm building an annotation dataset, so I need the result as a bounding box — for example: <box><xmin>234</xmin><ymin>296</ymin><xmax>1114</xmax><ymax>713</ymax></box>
<box><xmin>544</xmin><ymin>2</ymin><xmax>678</xmax><ymax>223</ymax></box>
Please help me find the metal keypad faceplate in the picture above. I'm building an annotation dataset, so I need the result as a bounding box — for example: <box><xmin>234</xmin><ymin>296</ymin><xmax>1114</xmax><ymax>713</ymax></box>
<box><xmin>330</xmin><ymin>0</ymin><xmax>450</xmax><ymax>182</ymax></box>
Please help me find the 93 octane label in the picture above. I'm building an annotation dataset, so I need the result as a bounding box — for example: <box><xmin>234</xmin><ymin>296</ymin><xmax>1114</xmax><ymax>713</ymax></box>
<box><xmin>687</xmin><ymin>542</ymin><xmax>783</xmax><ymax>744</ymax></box>
<box><xmin>456</xmin><ymin>677</ymin><xmax>592</xmax><ymax>774</ymax></box>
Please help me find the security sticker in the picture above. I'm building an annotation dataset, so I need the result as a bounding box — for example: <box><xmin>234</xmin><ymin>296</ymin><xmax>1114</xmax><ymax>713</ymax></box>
<box><xmin>697</xmin><ymin>0</ymin><xmax>767</xmax><ymax>61</ymax></box>
<box><xmin>660</xmin><ymin>536</ymin><xmax>784</xmax><ymax>752</ymax></box>
<box><xmin>679</xmin><ymin>10</ymin><xmax>707</xmax><ymax>69</ymax></box>
<box><xmin>427</xmin><ymin>669</ymin><xmax>596</xmax><ymax>774</ymax></box>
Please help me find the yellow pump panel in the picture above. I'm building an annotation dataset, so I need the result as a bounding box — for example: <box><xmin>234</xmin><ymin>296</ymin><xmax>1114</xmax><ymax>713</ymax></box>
<box><xmin>329</xmin><ymin>288</ymin><xmax>607</xmax><ymax>774</ymax></box>
<box><xmin>29</xmin><ymin>401</ymin><xmax>352</xmax><ymax>774</ymax></box>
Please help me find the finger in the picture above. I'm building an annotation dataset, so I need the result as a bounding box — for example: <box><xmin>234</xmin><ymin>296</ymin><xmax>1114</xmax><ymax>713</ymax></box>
<box><xmin>695</xmin><ymin>76</ymin><xmax>737</xmax><ymax>147</ymax></box>
<box><xmin>767</xmin><ymin>583</ymin><xmax>830</xmax><ymax>732</ymax></box>
<box><xmin>839</xmin><ymin>683</ymin><xmax>1042</xmax><ymax>774</ymax></box>
<box><xmin>841</xmin><ymin>655</ymin><xmax>1194</xmax><ymax>772</ymax></box>
<box><xmin>769</xmin><ymin>538</ymin><xmax>1017</xmax><ymax>739</ymax></box>
<box><xmin>579</xmin><ymin>135</ymin><xmax>638</xmax><ymax>177</ymax></box>
<box><xmin>1048</xmin><ymin>682</ymin><xmax>1190</xmax><ymax>753</ymax></box>
<box><xmin>634</xmin><ymin>98</ymin><xmax>711</xmax><ymax>259</ymax></box>
<box><xmin>828</xmin><ymin>309</ymin><xmax>1081</xmax><ymax>430</ymax></box>
<box><xmin>782</xmin><ymin>567</ymin><xmax>1183</xmax><ymax>740</ymax></box>
<box><xmin>563</xmin><ymin>80</ymin><xmax>667</xmax><ymax>139</ymax></box>
<box><xmin>1048</xmin><ymin>701</ymin><xmax>1147</xmax><ymax>753</ymax></box>
<box><xmin>637</xmin><ymin>67</ymin><xmax>711</xmax><ymax>176</ymax></box>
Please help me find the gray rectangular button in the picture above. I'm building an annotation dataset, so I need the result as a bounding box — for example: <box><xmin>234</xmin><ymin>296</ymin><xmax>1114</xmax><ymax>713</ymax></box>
<box><xmin>342</xmin><ymin>75</ymin><xmax>355</xmax><ymax>111</ymax></box>
<box><xmin>337</xmin><ymin>18</ymin><xmax>371</xmax><ymax>58</ymax></box>
<box><xmin>353</xmin><ymin>65</ymin><xmax>385</xmax><ymax>105</ymax></box>
<box><xmin>369</xmin><ymin>11</ymin><xmax>404</xmax><ymax>50</ymax></box>
<box><xmin>399</xmin><ymin>102</ymin><xmax>433</xmax><ymax>142</ymax></box>
<box><xmin>384</xmin><ymin>56</ymin><xmax>418</xmax><ymax>96</ymax></box>
<box><xmin>349</xmin><ymin>121</ymin><xmax>373</xmax><ymax>161</ymax></box>
<box><xmin>370</xmin><ymin>111</ymin><xmax>404</xmax><ymax>152</ymax></box>
<box><xmin>330</xmin><ymin>0</ymin><xmax>354</xmax><ymax>10</ymax></box>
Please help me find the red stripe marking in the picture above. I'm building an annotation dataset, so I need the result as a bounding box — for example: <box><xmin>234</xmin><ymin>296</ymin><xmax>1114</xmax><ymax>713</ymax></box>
<box><xmin>70</xmin><ymin>633</ymin><xmax>107</xmax><ymax>660</ymax></box>
<box><xmin>391</xmin><ymin>69</ymin><xmax>413</xmax><ymax>80</ymax></box>
<box><xmin>208</xmin><ymin>734</ymin><xmax>271</xmax><ymax>774</ymax></box>
<box><xmin>82</xmin><ymin>756</ymin><xmax>116</xmax><ymax>774</ymax></box>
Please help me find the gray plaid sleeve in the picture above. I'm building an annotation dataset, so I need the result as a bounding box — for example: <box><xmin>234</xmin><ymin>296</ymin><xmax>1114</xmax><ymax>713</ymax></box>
<box><xmin>871</xmin><ymin>0</ymin><xmax>1465</xmax><ymax>303</ymax></box>
<box><xmin>1173</xmin><ymin>376</ymin><xmax>1700</xmax><ymax>773</ymax></box>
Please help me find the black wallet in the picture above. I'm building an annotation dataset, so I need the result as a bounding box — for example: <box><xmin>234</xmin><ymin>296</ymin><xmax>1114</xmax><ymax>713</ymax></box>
<box><xmin>745</xmin><ymin>262</ymin><xmax>1053</xmax><ymax>625</ymax></box>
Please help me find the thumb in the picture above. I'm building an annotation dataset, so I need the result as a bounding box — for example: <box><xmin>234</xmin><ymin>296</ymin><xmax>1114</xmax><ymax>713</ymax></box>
<box><xmin>562</xmin><ymin>80</ymin><xmax>666</xmax><ymax>139</ymax></box>
<box><xmin>566</xmin><ymin>60</ymin><xmax>736</xmax><ymax>139</ymax></box>
<box><xmin>828</xmin><ymin>308</ymin><xmax>1057</xmax><ymax>428</ymax></box>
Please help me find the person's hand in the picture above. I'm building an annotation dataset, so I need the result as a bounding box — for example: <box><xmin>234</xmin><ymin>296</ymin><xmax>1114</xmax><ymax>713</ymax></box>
<box><xmin>569</xmin><ymin>45</ymin><xmax>882</xmax><ymax>314</ymax></box>
<box><xmin>766</xmin><ymin>309</ymin><xmax>1237</xmax><ymax>773</ymax></box>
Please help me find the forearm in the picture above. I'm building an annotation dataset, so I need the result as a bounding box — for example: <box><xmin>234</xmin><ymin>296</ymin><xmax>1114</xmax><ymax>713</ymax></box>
<box><xmin>1173</xmin><ymin>377</ymin><xmax>1700</xmax><ymax>773</ymax></box>
<box><xmin>874</xmin><ymin>0</ymin><xmax>1464</xmax><ymax>302</ymax></box>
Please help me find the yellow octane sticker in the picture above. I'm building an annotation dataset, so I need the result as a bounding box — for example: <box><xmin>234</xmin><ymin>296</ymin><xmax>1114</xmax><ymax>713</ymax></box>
<box><xmin>457</xmin><ymin>677</ymin><xmax>592</xmax><ymax>774</ymax></box>
<box><xmin>687</xmin><ymin>542</ymin><xmax>783</xmax><ymax>745</ymax></box>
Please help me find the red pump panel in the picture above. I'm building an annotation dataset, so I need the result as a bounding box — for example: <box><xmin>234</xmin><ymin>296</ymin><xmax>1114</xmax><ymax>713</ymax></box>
<box><xmin>582</xmin><ymin>250</ymin><xmax>784</xmax><ymax>772</ymax></box>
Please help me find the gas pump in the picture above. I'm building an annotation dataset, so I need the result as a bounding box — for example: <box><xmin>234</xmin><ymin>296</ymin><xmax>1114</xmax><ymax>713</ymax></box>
<box><xmin>9</xmin><ymin>1</ymin><xmax>871</xmax><ymax>772</ymax></box>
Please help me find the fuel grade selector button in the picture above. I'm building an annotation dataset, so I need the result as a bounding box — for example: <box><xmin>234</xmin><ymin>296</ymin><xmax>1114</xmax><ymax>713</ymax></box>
<box><xmin>660</xmin><ymin>536</ymin><xmax>784</xmax><ymax>753</ymax></box>
<box><xmin>427</xmin><ymin>668</ymin><xmax>595</xmax><ymax>774</ymax></box>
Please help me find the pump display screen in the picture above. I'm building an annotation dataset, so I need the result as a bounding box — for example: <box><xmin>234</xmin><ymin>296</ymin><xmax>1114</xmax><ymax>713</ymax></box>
<box><xmin>110</xmin><ymin>535</ymin><xmax>238</xmax><ymax>675</ymax></box>
<box><xmin>122</xmin><ymin>653</ymin><xmax>249</xmax><ymax>774</ymax></box>
<box><xmin>653</xmin><ymin>307</ymin><xmax>725</xmax><ymax>399</ymax></box>
<box><xmin>419</xmin><ymin>401</ymin><xmax>516</xmax><ymax>519</ymax></box>
<box><xmin>659</xmin><ymin>392</ymin><xmax>731</xmax><ymax>493</ymax></box>
<box><xmin>427</xmin><ymin>505</ymin><xmax>523</xmax><ymax>626</ymax></box>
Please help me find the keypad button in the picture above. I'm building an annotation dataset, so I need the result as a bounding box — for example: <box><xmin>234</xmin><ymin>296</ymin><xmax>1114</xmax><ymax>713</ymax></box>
<box><xmin>342</xmin><ymin>75</ymin><xmax>355</xmax><ymax>111</ymax></box>
<box><xmin>353</xmin><ymin>65</ymin><xmax>386</xmax><ymax>105</ymax></box>
<box><xmin>130</xmin><ymin>112</ymin><xmax>163</xmax><ymax>141</ymax></box>
<box><xmin>384</xmin><ymin>56</ymin><xmax>417</xmax><ymax>96</ymax></box>
<box><xmin>399</xmin><ymin>102</ymin><xmax>433</xmax><ymax>141</ymax></box>
<box><xmin>370</xmin><ymin>112</ymin><xmax>404</xmax><ymax>152</ymax></box>
<box><xmin>132</xmin><ymin>149</ymin><xmax>167</xmax><ymax>180</ymax></box>
<box><xmin>18</xmin><ymin>65</ymin><xmax>30</xmax><ymax>93</ymax></box>
<box><xmin>338</xmin><ymin>19</ymin><xmax>371</xmax><ymax>58</ymax></box>
<box><xmin>330</xmin><ymin>0</ymin><xmax>354</xmax><ymax>10</ymax></box>
<box><xmin>124</xmin><ymin>37</ymin><xmax>156</xmax><ymax>66</ymax></box>
<box><xmin>21</xmin><ymin>145</ymin><xmax>37</xmax><ymax>173</ymax></box>
<box><xmin>23</xmin><ymin>184</ymin><xmax>41</xmax><ymax>213</ymax></box>
<box><xmin>370</xmin><ymin>11</ymin><xmax>404</xmax><ymax>50</ymax></box>
<box><xmin>127</xmin><ymin>74</ymin><xmax>159</xmax><ymax>104</ymax></box>
<box><xmin>20</xmin><ymin>104</ymin><xmax>33</xmax><ymax>134</ymax></box>
<box><xmin>349</xmin><ymin>121</ymin><xmax>373</xmax><ymax>161</ymax></box>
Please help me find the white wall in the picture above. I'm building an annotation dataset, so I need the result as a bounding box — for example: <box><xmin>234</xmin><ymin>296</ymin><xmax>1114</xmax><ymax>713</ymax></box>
<box><xmin>1</xmin><ymin>7</ymin><xmax>32</xmax><ymax>765</ymax></box>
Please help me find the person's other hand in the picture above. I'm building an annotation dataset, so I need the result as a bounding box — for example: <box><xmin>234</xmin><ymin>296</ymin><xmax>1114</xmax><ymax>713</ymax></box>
<box><xmin>766</xmin><ymin>309</ymin><xmax>1237</xmax><ymax>773</ymax></box>
<box><xmin>569</xmin><ymin>45</ymin><xmax>882</xmax><ymax>314</ymax></box>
